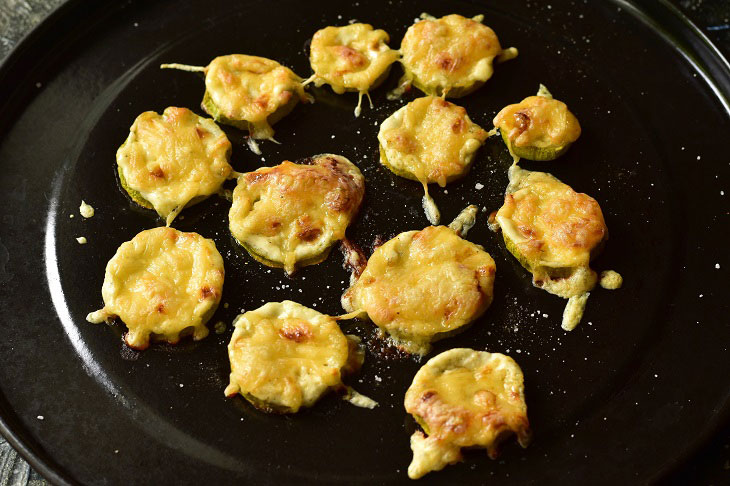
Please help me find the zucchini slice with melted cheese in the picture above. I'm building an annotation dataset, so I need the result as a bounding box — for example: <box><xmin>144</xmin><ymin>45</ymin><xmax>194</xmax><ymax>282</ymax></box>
<box><xmin>341</xmin><ymin>207</ymin><xmax>495</xmax><ymax>356</ymax></box>
<box><xmin>404</xmin><ymin>348</ymin><xmax>531</xmax><ymax>479</ymax></box>
<box><xmin>493</xmin><ymin>165</ymin><xmax>621</xmax><ymax>330</ymax></box>
<box><xmin>378</xmin><ymin>96</ymin><xmax>488</xmax><ymax>224</ymax></box>
<box><xmin>492</xmin><ymin>85</ymin><xmax>581</xmax><ymax>162</ymax></box>
<box><xmin>224</xmin><ymin>301</ymin><xmax>373</xmax><ymax>413</ymax></box>
<box><xmin>397</xmin><ymin>14</ymin><xmax>518</xmax><ymax>98</ymax></box>
<box><xmin>229</xmin><ymin>154</ymin><xmax>365</xmax><ymax>275</ymax></box>
<box><xmin>161</xmin><ymin>55</ymin><xmax>311</xmax><ymax>153</ymax></box>
<box><xmin>116</xmin><ymin>107</ymin><xmax>233</xmax><ymax>226</ymax></box>
<box><xmin>307</xmin><ymin>23</ymin><xmax>400</xmax><ymax>117</ymax></box>
<box><xmin>86</xmin><ymin>227</ymin><xmax>224</xmax><ymax>350</ymax></box>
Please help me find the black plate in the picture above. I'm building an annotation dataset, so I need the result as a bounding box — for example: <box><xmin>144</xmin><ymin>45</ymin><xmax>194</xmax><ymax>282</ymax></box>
<box><xmin>1</xmin><ymin>0</ymin><xmax>729</xmax><ymax>484</ymax></box>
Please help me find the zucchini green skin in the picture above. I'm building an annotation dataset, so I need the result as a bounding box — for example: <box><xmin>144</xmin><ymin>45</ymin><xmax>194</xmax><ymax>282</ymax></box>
<box><xmin>316</xmin><ymin>63</ymin><xmax>393</xmax><ymax>94</ymax></box>
<box><xmin>241</xmin><ymin>393</ymin><xmax>297</xmax><ymax>414</ymax></box>
<box><xmin>201</xmin><ymin>90</ymin><xmax>300</xmax><ymax>136</ymax></box>
<box><xmin>118</xmin><ymin>163</ymin><xmax>153</xmax><ymax>209</ymax></box>
<box><xmin>378</xmin><ymin>143</ymin><xmax>475</xmax><ymax>187</ymax></box>
<box><xmin>118</xmin><ymin>162</ymin><xmax>213</xmax><ymax>217</ymax></box>
<box><xmin>500</xmin><ymin>128</ymin><xmax>572</xmax><ymax>162</ymax></box>
<box><xmin>501</xmin><ymin>226</ymin><xmax>606</xmax><ymax>279</ymax></box>
<box><xmin>404</xmin><ymin>65</ymin><xmax>485</xmax><ymax>99</ymax></box>
<box><xmin>413</xmin><ymin>414</ymin><xmax>431</xmax><ymax>435</ymax></box>
<box><xmin>201</xmin><ymin>91</ymin><xmax>248</xmax><ymax>130</ymax></box>
<box><xmin>232</xmin><ymin>236</ymin><xmax>334</xmax><ymax>273</ymax></box>
<box><xmin>378</xmin><ymin>143</ymin><xmax>419</xmax><ymax>182</ymax></box>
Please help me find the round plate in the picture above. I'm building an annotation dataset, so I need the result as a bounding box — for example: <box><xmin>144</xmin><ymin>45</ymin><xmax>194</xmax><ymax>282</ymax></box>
<box><xmin>0</xmin><ymin>0</ymin><xmax>728</xmax><ymax>484</ymax></box>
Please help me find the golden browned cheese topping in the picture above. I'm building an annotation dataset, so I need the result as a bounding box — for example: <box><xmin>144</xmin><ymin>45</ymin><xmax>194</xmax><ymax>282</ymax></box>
<box><xmin>341</xmin><ymin>226</ymin><xmax>495</xmax><ymax>354</ymax></box>
<box><xmin>224</xmin><ymin>301</ymin><xmax>352</xmax><ymax>413</ymax></box>
<box><xmin>400</xmin><ymin>14</ymin><xmax>503</xmax><ymax>95</ymax></box>
<box><xmin>378</xmin><ymin>96</ymin><xmax>488</xmax><ymax>187</ymax></box>
<box><xmin>86</xmin><ymin>227</ymin><xmax>224</xmax><ymax>350</ymax></box>
<box><xmin>310</xmin><ymin>23</ymin><xmax>400</xmax><ymax>93</ymax></box>
<box><xmin>229</xmin><ymin>154</ymin><xmax>365</xmax><ymax>274</ymax></box>
<box><xmin>497</xmin><ymin>166</ymin><xmax>607</xmax><ymax>270</ymax></box>
<box><xmin>404</xmin><ymin>348</ymin><xmax>531</xmax><ymax>479</ymax></box>
<box><xmin>493</xmin><ymin>95</ymin><xmax>581</xmax><ymax>149</ymax></box>
<box><xmin>116</xmin><ymin>107</ymin><xmax>232</xmax><ymax>225</ymax></box>
<box><xmin>205</xmin><ymin>54</ymin><xmax>308</xmax><ymax>124</ymax></box>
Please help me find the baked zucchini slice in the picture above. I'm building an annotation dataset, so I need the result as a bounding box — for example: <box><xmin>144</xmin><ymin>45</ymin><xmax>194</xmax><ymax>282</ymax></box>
<box><xmin>229</xmin><ymin>154</ymin><xmax>365</xmax><ymax>275</ymax></box>
<box><xmin>86</xmin><ymin>227</ymin><xmax>225</xmax><ymax>350</ymax></box>
<box><xmin>224</xmin><ymin>301</ymin><xmax>374</xmax><ymax>413</ymax></box>
<box><xmin>396</xmin><ymin>14</ymin><xmax>517</xmax><ymax>98</ymax></box>
<box><xmin>492</xmin><ymin>84</ymin><xmax>581</xmax><ymax>162</ymax></box>
<box><xmin>161</xmin><ymin>55</ymin><xmax>312</xmax><ymax>153</ymax></box>
<box><xmin>377</xmin><ymin>96</ymin><xmax>488</xmax><ymax>224</ymax></box>
<box><xmin>307</xmin><ymin>23</ymin><xmax>400</xmax><ymax>117</ymax></box>
<box><xmin>116</xmin><ymin>107</ymin><xmax>233</xmax><ymax>226</ymax></box>
<box><xmin>404</xmin><ymin>348</ymin><xmax>531</xmax><ymax>479</ymax></box>
<box><xmin>493</xmin><ymin>165</ymin><xmax>621</xmax><ymax>330</ymax></box>
<box><xmin>341</xmin><ymin>206</ymin><xmax>495</xmax><ymax>356</ymax></box>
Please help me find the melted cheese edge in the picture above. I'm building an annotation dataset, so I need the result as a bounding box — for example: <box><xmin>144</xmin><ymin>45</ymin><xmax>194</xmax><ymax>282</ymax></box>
<box><xmin>342</xmin><ymin>226</ymin><xmax>495</xmax><ymax>354</ymax></box>
<box><xmin>309</xmin><ymin>23</ymin><xmax>400</xmax><ymax>94</ymax></box>
<box><xmin>405</xmin><ymin>349</ymin><xmax>530</xmax><ymax>479</ymax></box>
<box><xmin>229</xmin><ymin>154</ymin><xmax>364</xmax><ymax>274</ymax></box>
<box><xmin>205</xmin><ymin>54</ymin><xmax>309</xmax><ymax>136</ymax></box>
<box><xmin>116</xmin><ymin>107</ymin><xmax>232</xmax><ymax>225</ymax></box>
<box><xmin>224</xmin><ymin>301</ymin><xmax>353</xmax><ymax>412</ymax></box>
<box><xmin>493</xmin><ymin>93</ymin><xmax>581</xmax><ymax>149</ymax></box>
<box><xmin>86</xmin><ymin>227</ymin><xmax>224</xmax><ymax>349</ymax></box>
<box><xmin>400</xmin><ymin>14</ymin><xmax>506</xmax><ymax>94</ymax></box>
<box><xmin>378</xmin><ymin>96</ymin><xmax>487</xmax><ymax>187</ymax></box>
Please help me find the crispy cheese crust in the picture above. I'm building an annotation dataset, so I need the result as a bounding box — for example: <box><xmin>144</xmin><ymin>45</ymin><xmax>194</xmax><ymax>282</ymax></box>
<box><xmin>493</xmin><ymin>89</ymin><xmax>581</xmax><ymax>160</ymax></box>
<box><xmin>496</xmin><ymin>165</ymin><xmax>606</xmax><ymax>294</ymax></box>
<box><xmin>341</xmin><ymin>226</ymin><xmax>496</xmax><ymax>355</ymax></box>
<box><xmin>400</xmin><ymin>14</ymin><xmax>509</xmax><ymax>97</ymax></box>
<box><xmin>203</xmin><ymin>54</ymin><xmax>309</xmax><ymax>139</ymax></box>
<box><xmin>224</xmin><ymin>301</ymin><xmax>361</xmax><ymax>413</ymax></box>
<box><xmin>116</xmin><ymin>107</ymin><xmax>232</xmax><ymax>225</ymax></box>
<box><xmin>404</xmin><ymin>348</ymin><xmax>531</xmax><ymax>479</ymax></box>
<box><xmin>309</xmin><ymin>23</ymin><xmax>399</xmax><ymax>94</ymax></box>
<box><xmin>378</xmin><ymin>96</ymin><xmax>487</xmax><ymax>187</ymax></box>
<box><xmin>86</xmin><ymin>227</ymin><xmax>224</xmax><ymax>350</ymax></box>
<box><xmin>229</xmin><ymin>154</ymin><xmax>365</xmax><ymax>274</ymax></box>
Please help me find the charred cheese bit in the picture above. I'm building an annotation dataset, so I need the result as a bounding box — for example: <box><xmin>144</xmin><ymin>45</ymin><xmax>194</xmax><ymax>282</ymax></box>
<box><xmin>342</xmin><ymin>225</ymin><xmax>496</xmax><ymax>356</ymax></box>
<box><xmin>495</xmin><ymin>165</ymin><xmax>621</xmax><ymax>330</ymax></box>
<box><xmin>308</xmin><ymin>23</ymin><xmax>400</xmax><ymax>116</ymax></box>
<box><xmin>378</xmin><ymin>96</ymin><xmax>488</xmax><ymax>224</ymax></box>
<box><xmin>116</xmin><ymin>107</ymin><xmax>233</xmax><ymax>226</ymax></box>
<box><xmin>404</xmin><ymin>348</ymin><xmax>531</xmax><ymax>479</ymax></box>
<box><xmin>224</xmin><ymin>301</ymin><xmax>368</xmax><ymax>413</ymax></box>
<box><xmin>85</xmin><ymin>227</ymin><xmax>224</xmax><ymax>350</ymax></box>
<box><xmin>162</xmin><ymin>55</ymin><xmax>311</xmax><ymax>151</ymax></box>
<box><xmin>398</xmin><ymin>14</ymin><xmax>517</xmax><ymax>98</ymax></box>
<box><xmin>493</xmin><ymin>85</ymin><xmax>581</xmax><ymax>161</ymax></box>
<box><xmin>229</xmin><ymin>154</ymin><xmax>365</xmax><ymax>274</ymax></box>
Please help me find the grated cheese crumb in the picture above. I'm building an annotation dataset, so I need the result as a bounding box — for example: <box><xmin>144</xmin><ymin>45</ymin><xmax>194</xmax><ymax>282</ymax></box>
<box><xmin>79</xmin><ymin>200</ymin><xmax>95</xmax><ymax>218</ymax></box>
